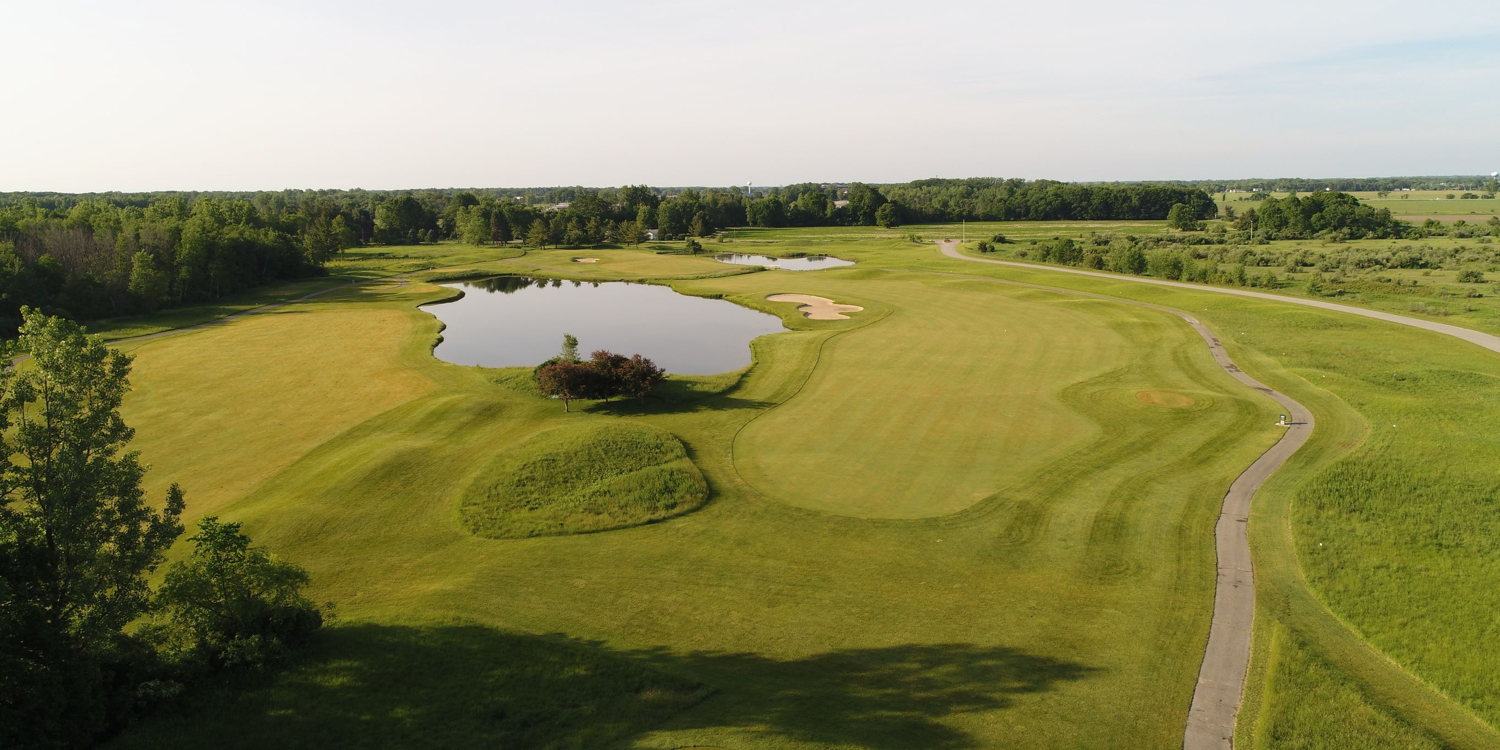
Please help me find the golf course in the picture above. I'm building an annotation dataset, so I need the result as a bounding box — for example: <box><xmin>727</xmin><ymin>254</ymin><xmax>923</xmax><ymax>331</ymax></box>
<box><xmin>53</xmin><ymin>224</ymin><xmax>1490</xmax><ymax>749</ymax></box>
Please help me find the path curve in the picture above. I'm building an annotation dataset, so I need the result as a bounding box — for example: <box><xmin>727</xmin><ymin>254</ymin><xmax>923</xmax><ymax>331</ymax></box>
<box><xmin>937</xmin><ymin>239</ymin><xmax>1500</xmax><ymax>747</ymax></box>
<box><xmin>938</xmin><ymin>242</ymin><xmax>1500</xmax><ymax>353</ymax></box>
<box><xmin>935</xmin><ymin>241</ymin><xmax>1312</xmax><ymax>749</ymax></box>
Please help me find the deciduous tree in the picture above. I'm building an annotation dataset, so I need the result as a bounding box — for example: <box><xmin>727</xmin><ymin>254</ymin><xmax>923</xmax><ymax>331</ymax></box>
<box><xmin>0</xmin><ymin>309</ymin><xmax>185</xmax><ymax>747</ymax></box>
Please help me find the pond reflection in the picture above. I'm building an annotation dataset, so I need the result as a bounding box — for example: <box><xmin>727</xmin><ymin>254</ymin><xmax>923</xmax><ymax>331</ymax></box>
<box><xmin>424</xmin><ymin>277</ymin><xmax>787</xmax><ymax>374</ymax></box>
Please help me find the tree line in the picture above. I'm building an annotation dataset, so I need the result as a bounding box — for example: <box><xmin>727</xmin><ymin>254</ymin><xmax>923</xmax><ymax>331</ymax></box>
<box><xmin>1229</xmin><ymin>192</ymin><xmax>1406</xmax><ymax>239</ymax></box>
<box><xmin>0</xmin><ymin>310</ymin><xmax>324</xmax><ymax>749</ymax></box>
<box><xmin>1138</xmin><ymin>175</ymin><xmax>1500</xmax><ymax>193</ymax></box>
<box><xmin>0</xmin><ymin>179</ymin><xmax>1222</xmax><ymax>330</ymax></box>
<box><xmin>0</xmin><ymin>195</ymin><xmax>346</xmax><ymax>333</ymax></box>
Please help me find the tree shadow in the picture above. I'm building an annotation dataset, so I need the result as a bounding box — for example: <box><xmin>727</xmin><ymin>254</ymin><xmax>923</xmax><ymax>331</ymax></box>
<box><xmin>579</xmin><ymin>392</ymin><xmax>777</xmax><ymax>416</ymax></box>
<box><xmin>110</xmin><ymin>623</ymin><xmax>1098</xmax><ymax>750</ymax></box>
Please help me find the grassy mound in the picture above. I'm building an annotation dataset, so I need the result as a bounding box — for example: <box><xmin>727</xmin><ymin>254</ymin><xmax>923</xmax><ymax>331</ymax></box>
<box><xmin>459</xmin><ymin>422</ymin><xmax>708</xmax><ymax>538</ymax></box>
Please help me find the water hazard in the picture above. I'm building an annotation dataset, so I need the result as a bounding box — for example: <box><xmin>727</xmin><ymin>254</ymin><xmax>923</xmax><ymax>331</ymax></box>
<box><xmin>713</xmin><ymin>253</ymin><xmax>854</xmax><ymax>271</ymax></box>
<box><xmin>424</xmin><ymin>276</ymin><xmax>787</xmax><ymax>374</ymax></box>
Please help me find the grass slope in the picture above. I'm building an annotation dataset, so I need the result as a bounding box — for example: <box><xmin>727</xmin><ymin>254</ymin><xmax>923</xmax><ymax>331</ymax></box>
<box><xmin>459</xmin><ymin>421</ymin><xmax>708</xmax><ymax>538</ymax></box>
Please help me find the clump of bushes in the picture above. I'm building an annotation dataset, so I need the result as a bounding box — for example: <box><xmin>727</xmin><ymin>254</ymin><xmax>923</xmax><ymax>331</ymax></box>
<box><xmin>146</xmin><ymin>518</ymin><xmax>325</xmax><ymax>673</ymax></box>
<box><xmin>1457</xmin><ymin>269</ymin><xmax>1486</xmax><ymax>283</ymax></box>
<box><xmin>535</xmin><ymin>336</ymin><xmax>666</xmax><ymax>412</ymax></box>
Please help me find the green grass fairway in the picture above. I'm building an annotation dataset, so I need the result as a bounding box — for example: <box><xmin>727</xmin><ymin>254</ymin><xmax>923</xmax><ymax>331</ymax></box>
<box><xmin>102</xmin><ymin>231</ymin><xmax>1500</xmax><ymax>749</ymax></box>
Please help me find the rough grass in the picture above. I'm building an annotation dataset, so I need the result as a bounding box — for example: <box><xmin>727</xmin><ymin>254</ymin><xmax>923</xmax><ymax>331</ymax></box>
<box><xmin>458</xmin><ymin>421</ymin><xmax>708</xmax><ymax>538</ymax></box>
<box><xmin>1250</xmin><ymin>624</ymin><xmax>1443</xmax><ymax>750</ymax></box>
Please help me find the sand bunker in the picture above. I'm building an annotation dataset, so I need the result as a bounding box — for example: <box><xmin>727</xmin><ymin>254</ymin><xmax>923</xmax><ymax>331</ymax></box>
<box><xmin>1137</xmin><ymin>391</ymin><xmax>1195</xmax><ymax>408</ymax></box>
<box><xmin>766</xmin><ymin>294</ymin><xmax>863</xmax><ymax>320</ymax></box>
<box><xmin>572</xmin><ymin>257</ymin><xmax>600</xmax><ymax>263</ymax></box>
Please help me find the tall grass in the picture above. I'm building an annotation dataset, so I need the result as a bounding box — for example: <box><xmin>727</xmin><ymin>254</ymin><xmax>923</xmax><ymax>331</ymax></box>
<box><xmin>458</xmin><ymin>421</ymin><xmax>707</xmax><ymax>538</ymax></box>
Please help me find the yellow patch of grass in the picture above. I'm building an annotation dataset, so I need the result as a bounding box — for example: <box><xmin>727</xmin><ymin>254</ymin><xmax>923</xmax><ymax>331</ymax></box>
<box><xmin>119</xmin><ymin>307</ymin><xmax>434</xmax><ymax>515</ymax></box>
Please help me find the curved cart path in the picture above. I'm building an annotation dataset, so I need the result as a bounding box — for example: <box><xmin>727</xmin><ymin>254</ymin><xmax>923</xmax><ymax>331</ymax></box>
<box><xmin>938</xmin><ymin>242</ymin><xmax>1500</xmax><ymax>352</ymax></box>
<box><xmin>937</xmin><ymin>239</ymin><xmax>1500</xmax><ymax>747</ymax></box>
<box><xmin>925</xmin><ymin>242</ymin><xmax>1321</xmax><ymax>748</ymax></box>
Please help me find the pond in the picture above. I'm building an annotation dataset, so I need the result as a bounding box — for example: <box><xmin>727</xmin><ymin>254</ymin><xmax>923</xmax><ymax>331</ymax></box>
<box><xmin>713</xmin><ymin>253</ymin><xmax>854</xmax><ymax>271</ymax></box>
<box><xmin>424</xmin><ymin>277</ymin><xmax>787</xmax><ymax>374</ymax></box>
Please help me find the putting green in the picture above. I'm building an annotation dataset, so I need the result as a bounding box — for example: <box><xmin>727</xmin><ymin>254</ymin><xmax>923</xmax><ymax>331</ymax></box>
<box><xmin>735</xmin><ymin>277</ymin><xmax>1221</xmax><ymax>519</ymax></box>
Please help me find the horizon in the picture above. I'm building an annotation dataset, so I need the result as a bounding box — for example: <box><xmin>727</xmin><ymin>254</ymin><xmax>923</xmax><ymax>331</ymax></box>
<box><xmin>2</xmin><ymin>173</ymin><xmax>1497</xmax><ymax>197</ymax></box>
<box><xmin>5</xmin><ymin>0</ymin><xmax>1498</xmax><ymax>193</ymax></box>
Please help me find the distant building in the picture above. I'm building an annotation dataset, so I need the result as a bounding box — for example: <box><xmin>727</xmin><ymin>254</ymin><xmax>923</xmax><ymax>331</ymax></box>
<box><xmin>833</xmin><ymin>200</ymin><xmax>850</xmax><ymax>209</ymax></box>
<box><xmin>542</xmin><ymin>202</ymin><xmax>571</xmax><ymax>212</ymax></box>
<box><xmin>646</xmin><ymin>228</ymin><xmax>661</xmax><ymax>240</ymax></box>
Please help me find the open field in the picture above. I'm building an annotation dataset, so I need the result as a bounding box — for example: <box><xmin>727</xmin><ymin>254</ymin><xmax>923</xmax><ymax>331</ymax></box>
<box><xmin>96</xmin><ymin>227</ymin><xmax>1500</xmax><ymax>749</ymax></box>
<box><xmin>1217</xmin><ymin>190</ymin><xmax>1500</xmax><ymax>221</ymax></box>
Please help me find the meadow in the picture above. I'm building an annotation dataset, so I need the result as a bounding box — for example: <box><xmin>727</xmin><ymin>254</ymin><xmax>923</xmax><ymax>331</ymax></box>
<box><xmin>95</xmin><ymin>226</ymin><xmax>1500</xmax><ymax>748</ymax></box>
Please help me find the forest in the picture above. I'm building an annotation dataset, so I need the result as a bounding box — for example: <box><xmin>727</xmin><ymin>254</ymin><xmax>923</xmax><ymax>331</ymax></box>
<box><xmin>0</xmin><ymin>180</ymin><xmax>1217</xmax><ymax>332</ymax></box>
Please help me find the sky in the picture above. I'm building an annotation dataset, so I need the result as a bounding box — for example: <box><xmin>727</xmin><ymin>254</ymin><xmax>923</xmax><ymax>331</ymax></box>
<box><xmin>4</xmin><ymin>0</ymin><xmax>1499</xmax><ymax>192</ymax></box>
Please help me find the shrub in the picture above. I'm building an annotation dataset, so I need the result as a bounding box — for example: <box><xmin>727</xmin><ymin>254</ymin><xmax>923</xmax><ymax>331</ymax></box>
<box><xmin>1457</xmin><ymin>269</ymin><xmax>1486</xmax><ymax>283</ymax></box>
<box><xmin>152</xmin><ymin>518</ymin><xmax>323</xmax><ymax>672</ymax></box>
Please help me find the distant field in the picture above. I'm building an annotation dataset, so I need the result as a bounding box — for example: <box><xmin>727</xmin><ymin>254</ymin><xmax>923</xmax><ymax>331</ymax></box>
<box><xmin>1217</xmin><ymin>189</ymin><xmax>1500</xmax><ymax>220</ymax></box>
<box><xmin>102</xmin><ymin>228</ymin><xmax>1500</xmax><ymax>749</ymax></box>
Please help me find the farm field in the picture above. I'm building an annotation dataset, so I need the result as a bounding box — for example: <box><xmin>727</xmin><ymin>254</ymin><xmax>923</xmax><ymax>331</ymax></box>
<box><xmin>1218</xmin><ymin>190</ymin><xmax>1500</xmax><ymax>221</ymax></box>
<box><xmin>98</xmin><ymin>227</ymin><xmax>1500</xmax><ymax>749</ymax></box>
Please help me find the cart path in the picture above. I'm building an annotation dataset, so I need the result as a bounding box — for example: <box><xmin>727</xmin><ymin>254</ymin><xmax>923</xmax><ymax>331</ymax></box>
<box><xmin>936</xmin><ymin>239</ymin><xmax>1500</xmax><ymax>747</ymax></box>
<box><xmin>934</xmin><ymin>240</ymin><xmax>1312</xmax><ymax>749</ymax></box>
<box><xmin>936</xmin><ymin>241</ymin><xmax>1500</xmax><ymax>352</ymax></box>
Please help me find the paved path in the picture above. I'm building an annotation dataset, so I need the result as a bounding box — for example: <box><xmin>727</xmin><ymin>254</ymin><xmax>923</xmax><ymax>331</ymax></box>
<box><xmin>931</xmin><ymin>241</ymin><xmax>1310</xmax><ymax>749</ymax></box>
<box><xmin>936</xmin><ymin>242</ymin><xmax>1500</xmax><ymax>352</ymax></box>
<box><xmin>936</xmin><ymin>240</ymin><xmax>1500</xmax><ymax>747</ymax></box>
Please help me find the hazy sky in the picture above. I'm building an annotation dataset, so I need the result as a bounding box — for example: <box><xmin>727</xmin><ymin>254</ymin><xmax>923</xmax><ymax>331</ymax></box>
<box><xmin>5</xmin><ymin>0</ymin><xmax>1499</xmax><ymax>191</ymax></box>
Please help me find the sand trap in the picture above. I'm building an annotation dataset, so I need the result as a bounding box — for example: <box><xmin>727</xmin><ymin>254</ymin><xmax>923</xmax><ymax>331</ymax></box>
<box><xmin>766</xmin><ymin>294</ymin><xmax>863</xmax><ymax>320</ymax></box>
<box><xmin>1137</xmin><ymin>391</ymin><xmax>1195</xmax><ymax>408</ymax></box>
<box><xmin>572</xmin><ymin>257</ymin><xmax>600</xmax><ymax>263</ymax></box>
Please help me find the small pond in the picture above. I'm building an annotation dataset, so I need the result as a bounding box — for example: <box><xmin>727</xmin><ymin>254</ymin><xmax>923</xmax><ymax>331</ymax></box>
<box><xmin>425</xmin><ymin>276</ymin><xmax>787</xmax><ymax>374</ymax></box>
<box><xmin>713</xmin><ymin>253</ymin><xmax>854</xmax><ymax>271</ymax></box>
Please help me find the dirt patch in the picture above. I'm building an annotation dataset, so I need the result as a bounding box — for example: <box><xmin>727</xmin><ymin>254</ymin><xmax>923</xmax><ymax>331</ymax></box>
<box><xmin>1137</xmin><ymin>391</ymin><xmax>1194</xmax><ymax>408</ymax></box>
<box><xmin>572</xmin><ymin>257</ymin><xmax>600</xmax><ymax>263</ymax></box>
<box><xmin>766</xmin><ymin>293</ymin><xmax>863</xmax><ymax>320</ymax></box>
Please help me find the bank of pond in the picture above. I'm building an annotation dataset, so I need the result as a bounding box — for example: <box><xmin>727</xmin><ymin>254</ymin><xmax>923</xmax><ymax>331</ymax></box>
<box><xmin>712</xmin><ymin>253</ymin><xmax>854</xmax><ymax>271</ymax></box>
<box><xmin>424</xmin><ymin>277</ymin><xmax>788</xmax><ymax>374</ymax></box>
